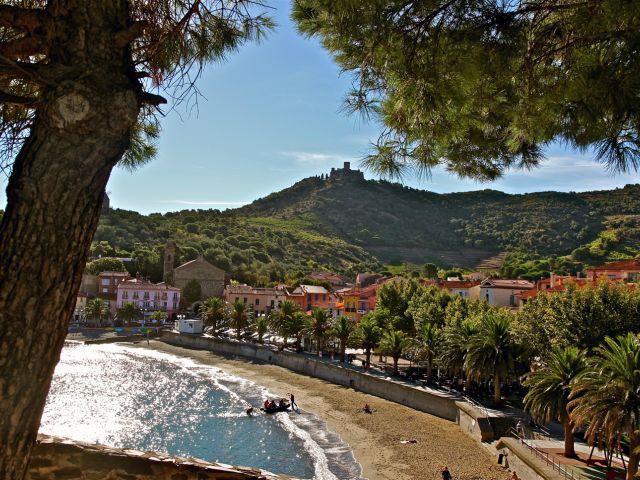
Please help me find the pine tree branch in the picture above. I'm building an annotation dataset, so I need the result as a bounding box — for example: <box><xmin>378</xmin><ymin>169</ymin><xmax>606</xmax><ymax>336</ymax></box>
<box><xmin>0</xmin><ymin>5</ymin><xmax>45</xmax><ymax>33</ymax></box>
<box><xmin>0</xmin><ymin>90</ymin><xmax>37</xmax><ymax>106</ymax></box>
<box><xmin>0</xmin><ymin>37</ymin><xmax>47</xmax><ymax>59</ymax></box>
<box><xmin>115</xmin><ymin>21</ymin><xmax>149</xmax><ymax>48</ymax></box>
<box><xmin>0</xmin><ymin>56</ymin><xmax>44</xmax><ymax>83</ymax></box>
<box><xmin>139</xmin><ymin>91</ymin><xmax>167</xmax><ymax>106</ymax></box>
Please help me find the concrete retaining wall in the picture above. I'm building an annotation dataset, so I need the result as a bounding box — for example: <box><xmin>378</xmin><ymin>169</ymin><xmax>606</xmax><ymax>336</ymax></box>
<box><xmin>161</xmin><ymin>332</ymin><xmax>460</xmax><ymax>421</ymax></box>
<box><xmin>495</xmin><ymin>438</ymin><xmax>566</xmax><ymax>480</ymax></box>
<box><xmin>455</xmin><ymin>401</ymin><xmax>495</xmax><ymax>442</ymax></box>
<box><xmin>28</xmin><ymin>434</ymin><xmax>296</xmax><ymax>480</ymax></box>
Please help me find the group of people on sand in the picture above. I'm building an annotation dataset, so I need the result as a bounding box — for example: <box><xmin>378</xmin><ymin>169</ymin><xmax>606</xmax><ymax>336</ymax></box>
<box><xmin>261</xmin><ymin>393</ymin><xmax>298</xmax><ymax>411</ymax></box>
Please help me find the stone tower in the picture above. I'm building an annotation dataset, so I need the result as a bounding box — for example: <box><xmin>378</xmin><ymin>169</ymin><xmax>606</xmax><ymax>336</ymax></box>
<box><xmin>163</xmin><ymin>241</ymin><xmax>176</xmax><ymax>284</ymax></box>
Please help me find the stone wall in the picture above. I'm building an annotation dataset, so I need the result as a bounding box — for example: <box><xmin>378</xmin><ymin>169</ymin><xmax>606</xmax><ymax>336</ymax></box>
<box><xmin>455</xmin><ymin>401</ymin><xmax>495</xmax><ymax>442</ymax></box>
<box><xmin>495</xmin><ymin>438</ymin><xmax>567</xmax><ymax>480</ymax></box>
<box><xmin>28</xmin><ymin>434</ymin><xmax>296</xmax><ymax>480</ymax></box>
<box><xmin>161</xmin><ymin>332</ymin><xmax>460</xmax><ymax>421</ymax></box>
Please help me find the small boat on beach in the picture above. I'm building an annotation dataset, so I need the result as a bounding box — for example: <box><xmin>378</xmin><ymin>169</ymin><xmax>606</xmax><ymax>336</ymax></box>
<box><xmin>261</xmin><ymin>402</ymin><xmax>291</xmax><ymax>414</ymax></box>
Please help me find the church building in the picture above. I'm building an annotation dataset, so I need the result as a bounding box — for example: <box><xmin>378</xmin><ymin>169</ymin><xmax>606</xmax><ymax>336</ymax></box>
<box><xmin>163</xmin><ymin>241</ymin><xmax>226</xmax><ymax>300</ymax></box>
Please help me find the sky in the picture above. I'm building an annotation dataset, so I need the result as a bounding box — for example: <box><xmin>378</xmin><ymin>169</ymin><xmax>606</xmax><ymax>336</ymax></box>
<box><xmin>0</xmin><ymin>0</ymin><xmax>638</xmax><ymax>215</ymax></box>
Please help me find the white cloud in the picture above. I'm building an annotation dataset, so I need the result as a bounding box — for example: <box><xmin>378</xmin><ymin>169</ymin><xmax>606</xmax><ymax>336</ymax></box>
<box><xmin>281</xmin><ymin>150</ymin><xmax>356</xmax><ymax>165</ymax></box>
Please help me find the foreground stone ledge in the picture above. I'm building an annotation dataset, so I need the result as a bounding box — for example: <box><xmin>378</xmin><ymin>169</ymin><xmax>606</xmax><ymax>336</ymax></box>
<box><xmin>28</xmin><ymin>434</ymin><xmax>298</xmax><ymax>480</ymax></box>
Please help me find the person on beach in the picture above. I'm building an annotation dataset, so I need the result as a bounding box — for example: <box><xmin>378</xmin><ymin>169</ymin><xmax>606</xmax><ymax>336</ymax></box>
<box><xmin>289</xmin><ymin>392</ymin><xmax>298</xmax><ymax>410</ymax></box>
<box><xmin>511</xmin><ymin>472</ymin><xmax>519</xmax><ymax>480</ymax></box>
<box><xmin>516</xmin><ymin>420</ymin><xmax>524</xmax><ymax>437</ymax></box>
<box><xmin>441</xmin><ymin>466</ymin><xmax>451</xmax><ymax>480</ymax></box>
<box><xmin>363</xmin><ymin>403</ymin><xmax>372</xmax><ymax>414</ymax></box>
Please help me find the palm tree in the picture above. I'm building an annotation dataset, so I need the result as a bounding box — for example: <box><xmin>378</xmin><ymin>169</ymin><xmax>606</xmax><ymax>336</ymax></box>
<box><xmin>252</xmin><ymin>316</ymin><xmax>269</xmax><ymax>344</ymax></box>
<box><xmin>331</xmin><ymin>315</ymin><xmax>356</xmax><ymax>362</ymax></box>
<box><xmin>288</xmin><ymin>311</ymin><xmax>309</xmax><ymax>352</ymax></box>
<box><xmin>269</xmin><ymin>299</ymin><xmax>298</xmax><ymax>350</ymax></box>
<box><xmin>307</xmin><ymin>307</ymin><xmax>331</xmax><ymax>355</ymax></box>
<box><xmin>201</xmin><ymin>296</ymin><xmax>225</xmax><ymax>334</ymax></box>
<box><xmin>230</xmin><ymin>299</ymin><xmax>248</xmax><ymax>340</ymax></box>
<box><xmin>440</xmin><ymin>320</ymin><xmax>478</xmax><ymax>388</ymax></box>
<box><xmin>464</xmin><ymin>311</ymin><xmax>517</xmax><ymax>406</ymax></box>
<box><xmin>524</xmin><ymin>346</ymin><xmax>587</xmax><ymax>457</ymax></box>
<box><xmin>414</xmin><ymin>322</ymin><xmax>440</xmax><ymax>378</ymax></box>
<box><xmin>380</xmin><ymin>329</ymin><xmax>409</xmax><ymax>375</ymax></box>
<box><xmin>117</xmin><ymin>301</ymin><xmax>139</xmax><ymax>325</ymax></box>
<box><xmin>570</xmin><ymin>334</ymin><xmax>640</xmax><ymax>480</ymax></box>
<box><xmin>86</xmin><ymin>298</ymin><xmax>109</xmax><ymax>326</ymax></box>
<box><xmin>149</xmin><ymin>310</ymin><xmax>167</xmax><ymax>323</ymax></box>
<box><xmin>354</xmin><ymin>316</ymin><xmax>381</xmax><ymax>369</ymax></box>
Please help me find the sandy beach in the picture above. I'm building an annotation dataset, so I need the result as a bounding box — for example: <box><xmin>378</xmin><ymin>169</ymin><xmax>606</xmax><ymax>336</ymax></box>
<box><xmin>133</xmin><ymin>340</ymin><xmax>506</xmax><ymax>480</ymax></box>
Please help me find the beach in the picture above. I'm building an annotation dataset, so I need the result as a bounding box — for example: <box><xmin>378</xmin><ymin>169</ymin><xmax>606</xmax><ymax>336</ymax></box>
<box><xmin>135</xmin><ymin>340</ymin><xmax>507</xmax><ymax>480</ymax></box>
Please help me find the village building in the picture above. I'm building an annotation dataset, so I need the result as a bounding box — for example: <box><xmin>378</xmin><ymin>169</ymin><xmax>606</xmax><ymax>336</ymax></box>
<box><xmin>116</xmin><ymin>278</ymin><xmax>181</xmax><ymax>317</ymax></box>
<box><xmin>355</xmin><ymin>272</ymin><xmax>383</xmax><ymax>287</ymax></box>
<box><xmin>223</xmin><ymin>284</ymin><xmax>288</xmax><ymax>317</ymax></box>
<box><xmin>478</xmin><ymin>278</ymin><xmax>535</xmax><ymax>308</ymax></box>
<box><xmin>97</xmin><ymin>271</ymin><xmax>131</xmax><ymax>314</ymax></box>
<box><xmin>585</xmin><ymin>258</ymin><xmax>640</xmax><ymax>282</ymax></box>
<box><xmin>308</xmin><ymin>271</ymin><xmax>347</xmax><ymax>288</ymax></box>
<box><xmin>439</xmin><ymin>280</ymin><xmax>481</xmax><ymax>299</ymax></box>
<box><xmin>289</xmin><ymin>285</ymin><xmax>331</xmax><ymax>312</ymax></box>
<box><xmin>163</xmin><ymin>241</ymin><xmax>226</xmax><ymax>301</ymax></box>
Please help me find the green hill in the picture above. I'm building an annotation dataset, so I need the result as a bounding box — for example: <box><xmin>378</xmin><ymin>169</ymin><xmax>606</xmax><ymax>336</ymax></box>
<box><xmin>91</xmin><ymin>175</ymin><xmax>640</xmax><ymax>284</ymax></box>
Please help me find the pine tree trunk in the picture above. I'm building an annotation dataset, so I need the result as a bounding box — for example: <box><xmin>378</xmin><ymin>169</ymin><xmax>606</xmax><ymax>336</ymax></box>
<box><xmin>0</xmin><ymin>2</ymin><xmax>139</xmax><ymax>478</ymax></box>
<box><xmin>563</xmin><ymin>419</ymin><xmax>575</xmax><ymax>458</ymax></box>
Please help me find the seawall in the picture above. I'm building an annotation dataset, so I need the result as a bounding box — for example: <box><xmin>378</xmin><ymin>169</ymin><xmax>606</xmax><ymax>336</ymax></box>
<box><xmin>161</xmin><ymin>332</ymin><xmax>461</xmax><ymax>422</ymax></box>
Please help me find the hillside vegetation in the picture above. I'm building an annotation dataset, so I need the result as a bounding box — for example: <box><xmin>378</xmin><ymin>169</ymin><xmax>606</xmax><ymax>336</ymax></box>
<box><xmin>91</xmin><ymin>176</ymin><xmax>640</xmax><ymax>283</ymax></box>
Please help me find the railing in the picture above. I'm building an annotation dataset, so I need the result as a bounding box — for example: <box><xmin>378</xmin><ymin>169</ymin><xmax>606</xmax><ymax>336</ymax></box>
<box><xmin>462</xmin><ymin>394</ymin><xmax>492</xmax><ymax>418</ymax></box>
<box><xmin>506</xmin><ymin>427</ymin><xmax>584</xmax><ymax>480</ymax></box>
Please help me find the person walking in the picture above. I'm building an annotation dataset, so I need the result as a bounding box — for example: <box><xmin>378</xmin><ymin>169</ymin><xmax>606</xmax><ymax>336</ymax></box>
<box><xmin>441</xmin><ymin>466</ymin><xmax>451</xmax><ymax>480</ymax></box>
<box><xmin>289</xmin><ymin>392</ymin><xmax>298</xmax><ymax>410</ymax></box>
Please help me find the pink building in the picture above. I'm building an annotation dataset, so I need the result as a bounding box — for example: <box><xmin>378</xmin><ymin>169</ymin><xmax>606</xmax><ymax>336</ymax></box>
<box><xmin>116</xmin><ymin>278</ymin><xmax>181</xmax><ymax>316</ymax></box>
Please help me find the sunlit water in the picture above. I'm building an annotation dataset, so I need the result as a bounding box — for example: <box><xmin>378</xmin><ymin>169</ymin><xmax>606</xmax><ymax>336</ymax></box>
<box><xmin>41</xmin><ymin>343</ymin><xmax>362</xmax><ymax>480</ymax></box>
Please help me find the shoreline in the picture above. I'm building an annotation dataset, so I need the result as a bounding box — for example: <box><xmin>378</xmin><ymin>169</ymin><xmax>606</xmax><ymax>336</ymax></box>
<box><xmin>133</xmin><ymin>340</ymin><xmax>506</xmax><ymax>480</ymax></box>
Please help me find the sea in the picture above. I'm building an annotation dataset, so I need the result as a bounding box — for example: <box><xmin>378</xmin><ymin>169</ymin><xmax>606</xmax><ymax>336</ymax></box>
<box><xmin>40</xmin><ymin>343</ymin><xmax>363</xmax><ymax>480</ymax></box>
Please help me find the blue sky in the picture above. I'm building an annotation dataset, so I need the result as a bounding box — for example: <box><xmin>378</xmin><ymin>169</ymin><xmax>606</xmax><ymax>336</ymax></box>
<box><xmin>0</xmin><ymin>0</ymin><xmax>638</xmax><ymax>214</ymax></box>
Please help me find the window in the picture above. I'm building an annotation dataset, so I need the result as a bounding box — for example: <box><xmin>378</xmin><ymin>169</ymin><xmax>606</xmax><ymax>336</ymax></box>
<box><xmin>509</xmin><ymin>295</ymin><xmax>516</xmax><ymax>307</ymax></box>
<box><xmin>143</xmin><ymin>291</ymin><xmax>150</xmax><ymax>300</ymax></box>
<box><xmin>133</xmin><ymin>292</ymin><xmax>139</xmax><ymax>299</ymax></box>
<box><xmin>102</xmin><ymin>288</ymin><xmax>108</xmax><ymax>293</ymax></box>
<box><xmin>307</xmin><ymin>294</ymin><xmax>311</xmax><ymax>301</ymax></box>
<box><xmin>144</xmin><ymin>301</ymin><xmax>150</xmax><ymax>308</ymax></box>
<box><xmin>255</xmin><ymin>298</ymin><xmax>260</xmax><ymax>305</ymax></box>
<box><xmin>235</xmin><ymin>297</ymin><xmax>239</xmax><ymax>302</ymax></box>
<box><xmin>315</xmin><ymin>293</ymin><xmax>319</xmax><ymax>301</ymax></box>
<box><xmin>101</xmin><ymin>278</ymin><xmax>110</xmax><ymax>286</ymax></box>
<box><xmin>243</xmin><ymin>297</ymin><xmax>247</xmax><ymax>303</ymax></box>
<box><xmin>172</xmin><ymin>292</ymin><xmax>178</xmax><ymax>300</ymax></box>
<box><xmin>161</xmin><ymin>292</ymin><xmax>167</xmax><ymax>300</ymax></box>
<box><xmin>322</xmin><ymin>294</ymin><xmax>326</xmax><ymax>301</ymax></box>
<box><xmin>270</xmin><ymin>300</ymin><xmax>275</xmax><ymax>308</ymax></box>
<box><xmin>163</xmin><ymin>302</ymin><xmax>167</xmax><ymax>307</ymax></box>
<box><xmin>172</xmin><ymin>302</ymin><xmax>177</xmax><ymax>310</ymax></box>
<box><xmin>122</xmin><ymin>291</ymin><xmax>129</xmax><ymax>299</ymax></box>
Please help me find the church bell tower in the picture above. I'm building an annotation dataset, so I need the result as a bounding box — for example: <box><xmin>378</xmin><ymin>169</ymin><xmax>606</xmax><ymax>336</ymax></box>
<box><xmin>163</xmin><ymin>240</ymin><xmax>176</xmax><ymax>284</ymax></box>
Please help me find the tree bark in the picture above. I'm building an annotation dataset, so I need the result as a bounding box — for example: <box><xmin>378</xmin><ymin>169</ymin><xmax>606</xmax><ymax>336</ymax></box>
<box><xmin>627</xmin><ymin>434</ymin><xmax>639</xmax><ymax>480</ymax></box>
<box><xmin>340</xmin><ymin>339</ymin><xmax>346</xmax><ymax>362</ymax></box>
<box><xmin>563</xmin><ymin>419</ymin><xmax>575</xmax><ymax>458</ymax></box>
<box><xmin>493</xmin><ymin>373</ymin><xmax>502</xmax><ymax>406</ymax></box>
<box><xmin>0</xmin><ymin>1</ymin><xmax>139</xmax><ymax>478</ymax></box>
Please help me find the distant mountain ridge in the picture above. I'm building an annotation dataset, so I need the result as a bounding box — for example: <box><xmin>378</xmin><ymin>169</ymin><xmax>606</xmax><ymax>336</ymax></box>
<box><xmin>93</xmin><ymin>174</ymin><xmax>640</xmax><ymax>283</ymax></box>
<box><xmin>236</xmin><ymin>175</ymin><xmax>640</xmax><ymax>267</ymax></box>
